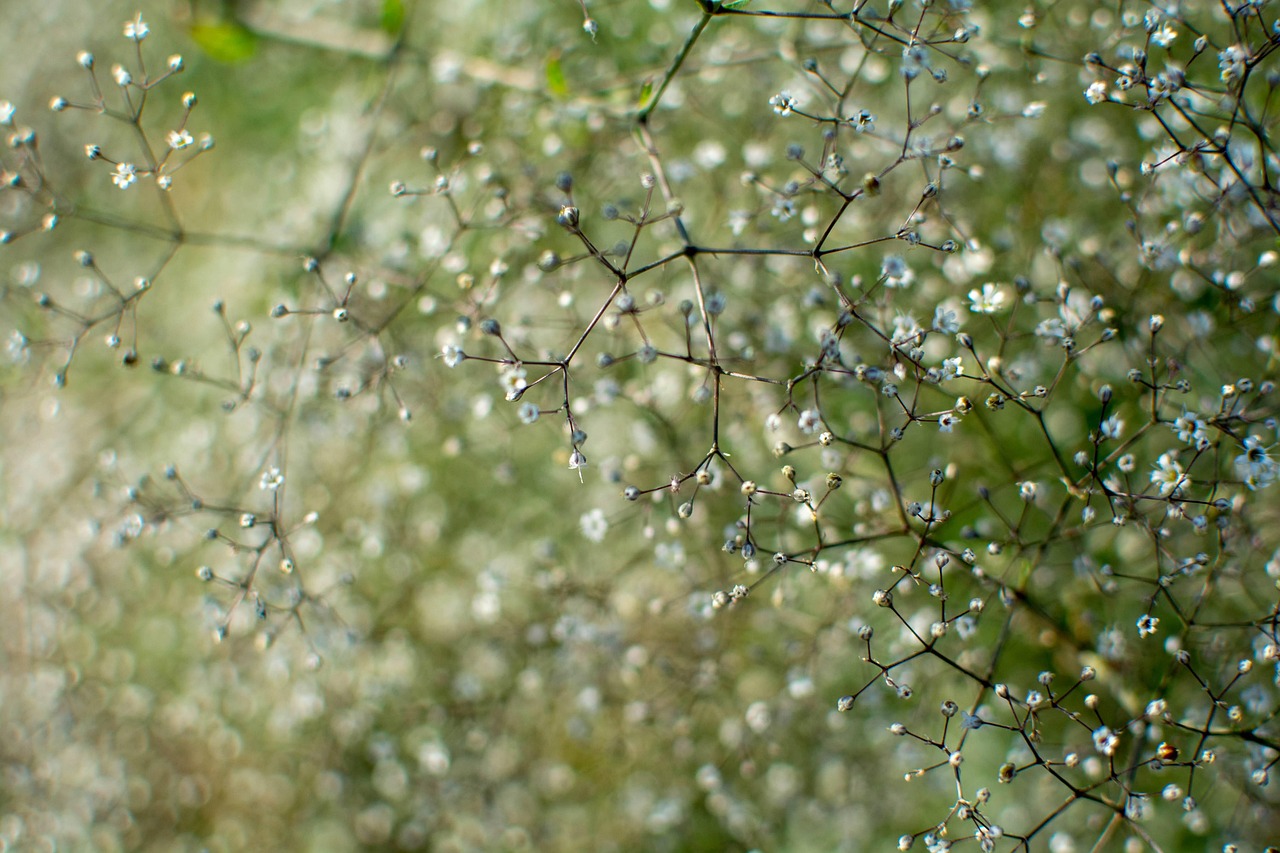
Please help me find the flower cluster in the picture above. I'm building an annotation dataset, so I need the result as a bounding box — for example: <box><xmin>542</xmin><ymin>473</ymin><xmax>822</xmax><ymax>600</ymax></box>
<box><xmin>3</xmin><ymin>2</ymin><xmax>1279</xmax><ymax>852</ymax></box>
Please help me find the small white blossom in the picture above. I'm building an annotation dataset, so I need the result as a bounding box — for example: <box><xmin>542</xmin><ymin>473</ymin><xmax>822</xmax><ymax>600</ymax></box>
<box><xmin>1172</xmin><ymin>410</ymin><xmax>1207</xmax><ymax>446</ymax></box>
<box><xmin>881</xmin><ymin>255</ymin><xmax>914</xmax><ymax>288</ymax></box>
<box><xmin>579</xmin><ymin>508</ymin><xmax>608</xmax><ymax>542</ymax></box>
<box><xmin>167</xmin><ymin>129</ymin><xmax>193</xmax><ymax>150</ymax></box>
<box><xmin>123</xmin><ymin>14</ymin><xmax>149</xmax><ymax>41</ymax></box>
<box><xmin>1100</xmin><ymin>415</ymin><xmax>1124</xmax><ymax>441</ymax></box>
<box><xmin>932</xmin><ymin>306</ymin><xmax>960</xmax><ymax>334</ymax></box>
<box><xmin>1219</xmin><ymin>45</ymin><xmax>1248</xmax><ymax>83</ymax></box>
<box><xmin>441</xmin><ymin>344</ymin><xmax>465</xmax><ymax>367</ymax></box>
<box><xmin>259</xmin><ymin>467</ymin><xmax>284</xmax><ymax>491</ymax></box>
<box><xmin>968</xmin><ymin>283</ymin><xmax>1007</xmax><ymax>314</ymax></box>
<box><xmin>1093</xmin><ymin>725</ymin><xmax>1119</xmax><ymax>756</ymax></box>
<box><xmin>499</xmin><ymin>365</ymin><xmax>527</xmax><ymax>396</ymax></box>
<box><xmin>1150</xmin><ymin>453</ymin><xmax>1186</xmax><ymax>497</ymax></box>
<box><xmin>797</xmin><ymin>409</ymin><xmax>821</xmax><ymax>435</ymax></box>
<box><xmin>1084</xmin><ymin>80</ymin><xmax>1108</xmax><ymax>105</ymax></box>
<box><xmin>1151</xmin><ymin>23</ymin><xmax>1178</xmax><ymax>48</ymax></box>
<box><xmin>769</xmin><ymin>91</ymin><xmax>798</xmax><ymax>116</ymax></box>
<box><xmin>901</xmin><ymin>44</ymin><xmax>930</xmax><ymax>80</ymax></box>
<box><xmin>1235</xmin><ymin>436</ymin><xmax>1276</xmax><ymax>489</ymax></box>
<box><xmin>1136</xmin><ymin>614</ymin><xmax>1160</xmax><ymax>639</ymax></box>
<box><xmin>112</xmin><ymin>162</ymin><xmax>138</xmax><ymax>189</ymax></box>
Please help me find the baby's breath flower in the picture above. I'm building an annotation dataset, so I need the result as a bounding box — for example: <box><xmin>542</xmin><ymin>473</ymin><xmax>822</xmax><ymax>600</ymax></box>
<box><xmin>1235</xmin><ymin>436</ymin><xmax>1276</xmax><ymax>489</ymax></box>
<box><xmin>932</xmin><ymin>306</ymin><xmax>960</xmax><ymax>334</ymax></box>
<box><xmin>1150</xmin><ymin>453</ymin><xmax>1186</xmax><ymax>496</ymax></box>
<box><xmin>441</xmin><ymin>344</ymin><xmax>465</xmax><ymax>367</ymax></box>
<box><xmin>167</xmin><ymin>129</ymin><xmax>193</xmax><ymax>150</ymax></box>
<box><xmin>797</xmin><ymin>409</ymin><xmax>820</xmax><ymax>434</ymax></box>
<box><xmin>881</xmin><ymin>255</ymin><xmax>914</xmax><ymax>288</ymax></box>
<box><xmin>1093</xmin><ymin>725</ymin><xmax>1119</xmax><ymax>756</ymax></box>
<box><xmin>769</xmin><ymin>91</ymin><xmax>798</xmax><ymax>116</ymax></box>
<box><xmin>112</xmin><ymin>162</ymin><xmax>137</xmax><ymax>189</ymax></box>
<box><xmin>968</xmin><ymin>283</ymin><xmax>1006</xmax><ymax>314</ymax></box>
<box><xmin>580</xmin><ymin>508</ymin><xmax>608</xmax><ymax>542</ymax></box>
<box><xmin>1219</xmin><ymin>45</ymin><xmax>1248</xmax><ymax>83</ymax></box>
<box><xmin>123</xmin><ymin>14</ymin><xmax>149</xmax><ymax>41</ymax></box>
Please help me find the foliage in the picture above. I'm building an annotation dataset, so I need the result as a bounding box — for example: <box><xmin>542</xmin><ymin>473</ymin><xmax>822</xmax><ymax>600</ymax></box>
<box><xmin>2</xmin><ymin>1</ymin><xmax>1280</xmax><ymax>851</ymax></box>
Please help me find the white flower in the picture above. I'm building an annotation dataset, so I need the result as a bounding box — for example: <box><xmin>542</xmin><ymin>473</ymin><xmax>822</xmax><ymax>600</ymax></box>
<box><xmin>938</xmin><ymin>413</ymin><xmax>959</xmax><ymax>433</ymax></box>
<box><xmin>518</xmin><ymin>402</ymin><xmax>539</xmax><ymax>424</ymax></box>
<box><xmin>167</xmin><ymin>129</ymin><xmax>193</xmax><ymax>150</ymax></box>
<box><xmin>441</xmin><ymin>344</ymin><xmax>465</xmax><ymax>367</ymax></box>
<box><xmin>498</xmin><ymin>365</ymin><xmax>527</xmax><ymax>395</ymax></box>
<box><xmin>113</xmin><ymin>64</ymin><xmax>132</xmax><ymax>87</ymax></box>
<box><xmin>939</xmin><ymin>357</ymin><xmax>963</xmax><ymax>381</ymax></box>
<box><xmin>1093</xmin><ymin>725</ymin><xmax>1119</xmax><ymax>756</ymax></box>
<box><xmin>881</xmin><ymin>255</ymin><xmax>914</xmax><ymax>288</ymax></box>
<box><xmin>890</xmin><ymin>313</ymin><xmax>921</xmax><ymax>346</ymax></box>
<box><xmin>901</xmin><ymin>44</ymin><xmax>930</xmax><ymax>80</ymax></box>
<box><xmin>123</xmin><ymin>15</ymin><xmax>149</xmax><ymax>41</ymax></box>
<box><xmin>112</xmin><ymin>162</ymin><xmax>137</xmax><ymax>189</ymax></box>
<box><xmin>1150</xmin><ymin>452</ymin><xmax>1186</xmax><ymax>497</ymax></box>
<box><xmin>0</xmin><ymin>101</ymin><xmax>14</xmax><ymax>125</ymax></box>
<box><xmin>1152</xmin><ymin>23</ymin><xmax>1177</xmax><ymax>48</ymax></box>
<box><xmin>1035</xmin><ymin>318</ymin><xmax>1066</xmax><ymax>340</ymax></box>
<box><xmin>769</xmin><ymin>91</ymin><xmax>798</xmax><ymax>116</ymax></box>
<box><xmin>1172</xmin><ymin>410</ymin><xmax>1206</xmax><ymax>446</ymax></box>
<box><xmin>850</xmin><ymin>108</ymin><xmax>875</xmax><ymax>132</ymax></box>
<box><xmin>7</xmin><ymin>330</ymin><xmax>29</xmax><ymax>363</ymax></box>
<box><xmin>967</xmin><ymin>283</ymin><xmax>1006</xmax><ymax>314</ymax></box>
<box><xmin>797</xmin><ymin>409</ymin><xmax>821</xmax><ymax>435</ymax></box>
<box><xmin>932</xmin><ymin>306</ymin><xmax>960</xmax><ymax>334</ymax></box>
<box><xmin>1235</xmin><ymin>436</ymin><xmax>1277</xmax><ymax>489</ymax></box>
<box><xmin>1219</xmin><ymin>44</ymin><xmax>1248</xmax><ymax>83</ymax></box>
<box><xmin>1100</xmin><ymin>415</ymin><xmax>1123</xmax><ymax>440</ymax></box>
<box><xmin>1084</xmin><ymin>80</ymin><xmax>1108</xmax><ymax>104</ymax></box>
<box><xmin>1136</xmin><ymin>614</ymin><xmax>1160</xmax><ymax>639</ymax></box>
<box><xmin>259</xmin><ymin>466</ymin><xmax>285</xmax><ymax>491</ymax></box>
<box><xmin>579</xmin><ymin>508</ymin><xmax>608</xmax><ymax>542</ymax></box>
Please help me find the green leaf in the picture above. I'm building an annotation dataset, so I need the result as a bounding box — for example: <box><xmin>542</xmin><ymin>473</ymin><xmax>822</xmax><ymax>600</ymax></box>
<box><xmin>637</xmin><ymin>79</ymin><xmax>653</xmax><ymax>109</ymax></box>
<box><xmin>188</xmin><ymin>20</ymin><xmax>258</xmax><ymax>63</ymax></box>
<box><xmin>546</xmin><ymin>52</ymin><xmax>569</xmax><ymax>98</ymax></box>
<box><xmin>380</xmin><ymin>0</ymin><xmax>406</xmax><ymax>35</ymax></box>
